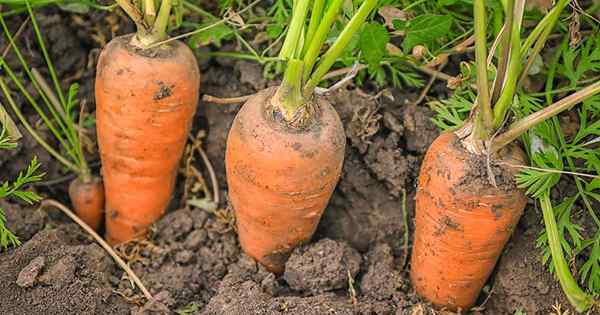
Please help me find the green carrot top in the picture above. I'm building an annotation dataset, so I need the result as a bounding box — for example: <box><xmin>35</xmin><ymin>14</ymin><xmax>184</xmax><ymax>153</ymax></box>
<box><xmin>275</xmin><ymin>0</ymin><xmax>378</xmax><ymax>124</ymax></box>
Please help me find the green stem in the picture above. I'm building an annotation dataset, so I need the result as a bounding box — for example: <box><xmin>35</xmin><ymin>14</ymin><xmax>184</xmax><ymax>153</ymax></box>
<box><xmin>0</xmin><ymin>15</ymin><xmax>73</xmax><ymax>152</ymax></box>
<box><xmin>152</xmin><ymin>0</ymin><xmax>172</xmax><ymax>41</ymax></box>
<box><xmin>0</xmin><ymin>77</ymin><xmax>79</xmax><ymax>173</ymax></box>
<box><xmin>207</xmin><ymin>51</ymin><xmax>282</xmax><ymax>63</ymax></box>
<box><xmin>279</xmin><ymin>0</ymin><xmax>311</xmax><ymax>60</ymax></box>
<box><xmin>492</xmin><ymin>22</ymin><xmax>521</xmax><ymax>127</ymax></box>
<box><xmin>520</xmin><ymin>0</ymin><xmax>570</xmax><ymax>59</ymax></box>
<box><xmin>114</xmin><ymin>0</ymin><xmax>147</xmax><ymax>34</ymax></box>
<box><xmin>303</xmin><ymin>0</ymin><xmax>377</xmax><ymax>96</ymax></box>
<box><xmin>143</xmin><ymin>0</ymin><xmax>156</xmax><ymax>25</ymax></box>
<box><xmin>517</xmin><ymin>0</ymin><xmax>569</xmax><ymax>89</ymax></box>
<box><xmin>303</xmin><ymin>0</ymin><xmax>325</xmax><ymax>55</ymax></box>
<box><xmin>490</xmin><ymin>0</ymin><xmax>514</xmax><ymax>104</ymax></box>
<box><xmin>26</xmin><ymin>2</ymin><xmax>66</xmax><ymax>107</ymax></box>
<box><xmin>540</xmin><ymin>193</ymin><xmax>594</xmax><ymax>312</ymax></box>
<box><xmin>276</xmin><ymin>59</ymin><xmax>305</xmax><ymax>120</ymax></box>
<box><xmin>0</xmin><ymin>62</ymin><xmax>75</xmax><ymax>161</ymax></box>
<box><xmin>182</xmin><ymin>0</ymin><xmax>217</xmax><ymax>19</ymax></box>
<box><xmin>301</xmin><ymin>0</ymin><xmax>343</xmax><ymax>82</ymax></box>
<box><xmin>473</xmin><ymin>0</ymin><xmax>493</xmax><ymax>135</ymax></box>
<box><xmin>491</xmin><ymin>80</ymin><xmax>600</xmax><ymax>151</ymax></box>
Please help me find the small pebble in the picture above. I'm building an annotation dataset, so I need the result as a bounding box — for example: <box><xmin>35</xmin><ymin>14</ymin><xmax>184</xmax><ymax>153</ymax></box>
<box><xmin>175</xmin><ymin>250</ymin><xmax>194</xmax><ymax>264</ymax></box>
<box><xmin>16</xmin><ymin>256</ymin><xmax>45</xmax><ymax>288</ymax></box>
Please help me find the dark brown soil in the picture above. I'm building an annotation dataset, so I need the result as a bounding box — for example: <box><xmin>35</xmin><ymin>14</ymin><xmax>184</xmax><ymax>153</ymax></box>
<box><xmin>0</xmin><ymin>7</ymin><xmax>575</xmax><ymax>315</ymax></box>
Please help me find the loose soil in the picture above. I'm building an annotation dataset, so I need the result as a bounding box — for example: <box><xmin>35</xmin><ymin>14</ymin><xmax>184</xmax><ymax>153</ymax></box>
<box><xmin>0</xmin><ymin>7</ymin><xmax>577</xmax><ymax>315</ymax></box>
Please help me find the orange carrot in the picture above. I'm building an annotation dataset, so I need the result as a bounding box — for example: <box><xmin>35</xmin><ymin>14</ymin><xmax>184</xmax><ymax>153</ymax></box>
<box><xmin>226</xmin><ymin>88</ymin><xmax>346</xmax><ymax>273</ymax></box>
<box><xmin>410</xmin><ymin>131</ymin><xmax>528</xmax><ymax>311</ymax></box>
<box><xmin>95</xmin><ymin>35</ymin><xmax>200</xmax><ymax>245</ymax></box>
<box><xmin>68</xmin><ymin>177</ymin><xmax>105</xmax><ymax>231</ymax></box>
<box><xmin>225</xmin><ymin>0</ymin><xmax>376</xmax><ymax>273</ymax></box>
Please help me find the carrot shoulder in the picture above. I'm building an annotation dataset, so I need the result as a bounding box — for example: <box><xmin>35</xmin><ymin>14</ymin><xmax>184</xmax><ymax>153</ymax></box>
<box><xmin>95</xmin><ymin>35</ymin><xmax>200</xmax><ymax>245</ymax></box>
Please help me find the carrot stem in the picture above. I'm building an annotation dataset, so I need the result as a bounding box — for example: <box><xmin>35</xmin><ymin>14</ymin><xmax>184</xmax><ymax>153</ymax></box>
<box><xmin>303</xmin><ymin>0</ymin><xmax>377</xmax><ymax>97</ymax></box>
<box><xmin>473</xmin><ymin>0</ymin><xmax>492</xmax><ymax>134</ymax></box>
<box><xmin>490</xmin><ymin>0</ymin><xmax>514</xmax><ymax>104</ymax></box>
<box><xmin>143</xmin><ymin>0</ymin><xmax>156</xmax><ymax>25</ymax></box>
<box><xmin>303</xmin><ymin>0</ymin><xmax>325</xmax><ymax>56</ymax></box>
<box><xmin>491</xmin><ymin>23</ymin><xmax>521</xmax><ymax>127</ymax></box>
<box><xmin>517</xmin><ymin>0</ymin><xmax>569</xmax><ymax>89</ymax></box>
<box><xmin>152</xmin><ymin>0</ymin><xmax>172</xmax><ymax>42</ymax></box>
<box><xmin>26</xmin><ymin>2</ymin><xmax>65</xmax><ymax>107</ymax></box>
<box><xmin>301</xmin><ymin>0</ymin><xmax>343</xmax><ymax>82</ymax></box>
<box><xmin>520</xmin><ymin>0</ymin><xmax>571</xmax><ymax>59</ymax></box>
<box><xmin>276</xmin><ymin>59</ymin><xmax>306</xmax><ymax>120</ymax></box>
<box><xmin>279</xmin><ymin>0</ymin><xmax>311</xmax><ymax>60</ymax></box>
<box><xmin>540</xmin><ymin>193</ymin><xmax>594</xmax><ymax>312</ymax></box>
<box><xmin>491</xmin><ymin>80</ymin><xmax>600</xmax><ymax>151</ymax></box>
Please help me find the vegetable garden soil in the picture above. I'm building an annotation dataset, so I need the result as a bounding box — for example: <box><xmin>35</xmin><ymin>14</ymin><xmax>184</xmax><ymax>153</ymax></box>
<box><xmin>0</xmin><ymin>8</ymin><xmax>575</xmax><ymax>315</ymax></box>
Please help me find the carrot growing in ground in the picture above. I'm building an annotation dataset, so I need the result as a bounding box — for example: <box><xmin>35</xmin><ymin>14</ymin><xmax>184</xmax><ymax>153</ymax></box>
<box><xmin>226</xmin><ymin>0</ymin><xmax>377</xmax><ymax>273</ymax></box>
<box><xmin>411</xmin><ymin>0</ymin><xmax>597</xmax><ymax>312</ymax></box>
<box><xmin>0</xmin><ymin>8</ymin><xmax>104</xmax><ymax>231</ymax></box>
<box><xmin>96</xmin><ymin>0</ymin><xmax>200</xmax><ymax>245</ymax></box>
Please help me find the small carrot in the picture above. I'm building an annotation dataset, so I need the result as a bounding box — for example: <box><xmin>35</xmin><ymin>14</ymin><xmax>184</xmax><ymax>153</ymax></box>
<box><xmin>95</xmin><ymin>0</ymin><xmax>200</xmax><ymax>245</ymax></box>
<box><xmin>410</xmin><ymin>131</ymin><xmax>527</xmax><ymax>311</ymax></box>
<box><xmin>69</xmin><ymin>177</ymin><xmax>105</xmax><ymax>231</ymax></box>
<box><xmin>0</xmin><ymin>7</ymin><xmax>105</xmax><ymax>231</ymax></box>
<box><xmin>226</xmin><ymin>0</ymin><xmax>377</xmax><ymax>273</ymax></box>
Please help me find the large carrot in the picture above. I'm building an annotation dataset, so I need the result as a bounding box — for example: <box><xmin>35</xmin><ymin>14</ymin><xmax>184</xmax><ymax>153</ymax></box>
<box><xmin>95</xmin><ymin>1</ymin><xmax>200</xmax><ymax>245</ymax></box>
<box><xmin>226</xmin><ymin>0</ymin><xmax>377</xmax><ymax>273</ymax></box>
<box><xmin>410</xmin><ymin>0</ymin><xmax>599</xmax><ymax>312</ymax></box>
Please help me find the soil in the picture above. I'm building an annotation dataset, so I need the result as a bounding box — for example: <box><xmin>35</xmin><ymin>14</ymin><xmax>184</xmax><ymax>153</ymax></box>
<box><xmin>0</xmin><ymin>7</ymin><xmax>578</xmax><ymax>315</ymax></box>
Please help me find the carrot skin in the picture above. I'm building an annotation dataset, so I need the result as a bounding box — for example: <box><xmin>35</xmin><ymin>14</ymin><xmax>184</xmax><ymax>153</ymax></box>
<box><xmin>410</xmin><ymin>132</ymin><xmax>527</xmax><ymax>311</ymax></box>
<box><xmin>225</xmin><ymin>88</ymin><xmax>346</xmax><ymax>273</ymax></box>
<box><xmin>69</xmin><ymin>176</ymin><xmax>105</xmax><ymax>231</ymax></box>
<box><xmin>95</xmin><ymin>35</ymin><xmax>200</xmax><ymax>245</ymax></box>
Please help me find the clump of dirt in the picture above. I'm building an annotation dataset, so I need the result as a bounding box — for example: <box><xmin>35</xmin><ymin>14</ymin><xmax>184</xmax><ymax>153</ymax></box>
<box><xmin>113</xmin><ymin>208</ymin><xmax>240</xmax><ymax>311</ymax></box>
<box><xmin>0</xmin><ymin>225</ymin><xmax>129</xmax><ymax>315</ymax></box>
<box><xmin>2</xmin><ymin>200</ymin><xmax>48</xmax><ymax>241</ymax></box>
<box><xmin>284</xmin><ymin>238</ymin><xmax>361</xmax><ymax>294</ymax></box>
<box><xmin>359</xmin><ymin>244</ymin><xmax>405</xmax><ymax>302</ymax></box>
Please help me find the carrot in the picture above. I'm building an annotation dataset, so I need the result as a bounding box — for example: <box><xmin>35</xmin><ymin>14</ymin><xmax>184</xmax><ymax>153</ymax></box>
<box><xmin>225</xmin><ymin>0</ymin><xmax>377</xmax><ymax>273</ymax></box>
<box><xmin>409</xmin><ymin>0</ymin><xmax>600</xmax><ymax>312</ymax></box>
<box><xmin>69</xmin><ymin>177</ymin><xmax>105</xmax><ymax>231</ymax></box>
<box><xmin>226</xmin><ymin>88</ymin><xmax>346</xmax><ymax>273</ymax></box>
<box><xmin>95</xmin><ymin>1</ymin><xmax>200</xmax><ymax>245</ymax></box>
<box><xmin>410</xmin><ymin>131</ymin><xmax>528</xmax><ymax>311</ymax></box>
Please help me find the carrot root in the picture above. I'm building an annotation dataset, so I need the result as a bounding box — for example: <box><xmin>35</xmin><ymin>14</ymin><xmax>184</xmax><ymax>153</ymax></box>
<box><xmin>410</xmin><ymin>132</ymin><xmax>527</xmax><ymax>311</ymax></box>
<box><xmin>95</xmin><ymin>34</ymin><xmax>200</xmax><ymax>245</ymax></box>
<box><xmin>225</xmin><ymin>88</ymin><xmax>346</xmax><ymax>273</ymax></box>
<box><xmin>68</xmin><ymin>176</ymin><xmax>105</xmax><ymax>231</ymax></box>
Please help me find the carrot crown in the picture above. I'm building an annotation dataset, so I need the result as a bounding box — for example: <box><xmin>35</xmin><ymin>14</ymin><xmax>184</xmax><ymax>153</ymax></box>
<box><xmin>275</xmin><ymin>0</ymin><xmax>377</xmax><ymax>123</ymax></box>
<box><xmin>114</xmin><ymin>0</ymin><xmax>174</xmax><ymax>49</ymax></box>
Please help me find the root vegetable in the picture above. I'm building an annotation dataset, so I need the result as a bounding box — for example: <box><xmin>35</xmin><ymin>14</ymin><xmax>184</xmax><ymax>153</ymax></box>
<box><xmin>95</xmin><ymin>35</ymin><xmax>200</xmax><ymax>245</ymax></box>
<box><xmin>410</xmin><ymin>131</ymin><xmax>528</xmax><ymax>311</ymax></box>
